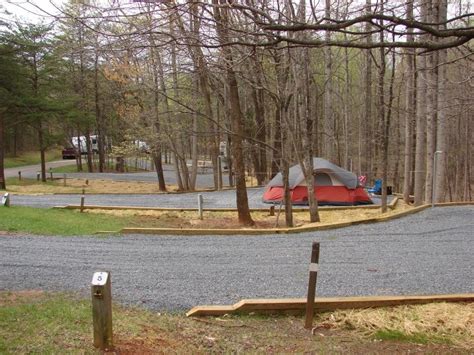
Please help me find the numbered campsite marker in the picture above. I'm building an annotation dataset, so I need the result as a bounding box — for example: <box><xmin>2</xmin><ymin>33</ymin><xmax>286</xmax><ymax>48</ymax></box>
<box><xmin>91</xmin><ymin>271</ymin><xmax>113</xmax><ymax>350</ymax></box>
<box><xmin>2</xmin><ymin>193</ymin><xmax>10</xmax><ymax>207</ymax></box>
<box><xmin>92</xmin><ymin>271</ymin><xmax>108</xmax><ymax>286</ymax></box>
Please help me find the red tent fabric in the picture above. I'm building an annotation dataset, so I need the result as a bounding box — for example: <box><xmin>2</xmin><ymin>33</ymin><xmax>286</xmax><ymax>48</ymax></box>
<box><xmin>263</xmin><ymin>158</ymin><xmax>373</xmax><ymax>206</ymax></box>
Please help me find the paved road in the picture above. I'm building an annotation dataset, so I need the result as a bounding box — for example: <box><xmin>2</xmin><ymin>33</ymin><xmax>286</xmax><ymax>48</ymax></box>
<box><xmin>0</xmin><ymin>206</ymin><xmax>472</xmax><ymax>311</ymax></box>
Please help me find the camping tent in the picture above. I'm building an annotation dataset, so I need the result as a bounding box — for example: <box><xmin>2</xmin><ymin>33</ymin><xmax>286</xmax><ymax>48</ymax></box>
<box><xmin>262</xmin><ymin>158</ymin><xmax>373</xmax><ymax>206</ymax></box>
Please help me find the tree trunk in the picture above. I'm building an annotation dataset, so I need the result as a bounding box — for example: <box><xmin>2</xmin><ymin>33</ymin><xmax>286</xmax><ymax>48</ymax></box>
<box><xmin>413</xmin><ymin>0</ymin><xmax>429</xmax><ymax>206</ymax></box>
<box><xmin>434</xmin><ymin>0</ymin><xmax>448</xmax><ymax>203</ymax></box>
<box><xmin>152</xmin><ymin>149</ymin><xmax>166</xmax><ymax>191</ymax></box>
<box><xmin>403</xmin><ymin>0</ymin><xmax>416</xmax><ymax>203</ymax></box>
<box><xmin>190</xmin><ymin>109</ymin><xmax>199</xmax><ymax>190</ymax></box>
<box><xmin>361</xmin><ymin>0</ymin><xmax>373</xmax><ymax>180</ymax></box>
<box><xmin>212</xmin><ymin>0</ymin><xmax>253</xmax><ymax>225</ymax></box>
<box><xmin>84</xmin><ymin>130</ymin><xmax>94</xmax><ymax>173</ymax></box>
<box><xmin>323</xmin><ymin>0</ymin><xmax>334</xmax><ymax>161</ymax></box>
<box><xmin>94</xmin><ymin>49</ymin><xmax>105</xmax><ymax>173</ymax></box>
<box><xmin>0</xmin><ymin>114</ymin><xmax>6</xmax><ymax>190</ymax></box>
<box><xmin>424</xmin><ymin>0</ymin><xmax>439</xmax><ymax>203</ymax></box>
<box><xmin>38</xmin><ymin>121</ymin><xmax>47</xmax><ymax>182</ymax></box>
<box><xmin>377</xmin><ymin>12</ymin><xmax>388</xmax><ymax>213</ymax></box>
<box><xmin>282</xmin><ymin>157</ymin><xmax>293</xmax><ymax>227</ymax></box>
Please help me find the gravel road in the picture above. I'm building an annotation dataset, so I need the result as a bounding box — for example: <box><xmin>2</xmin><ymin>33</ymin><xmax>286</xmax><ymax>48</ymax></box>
<box><xmin>8</xmin><ymin>160</ymin><xmax>222</xmax><ymax>189</ymax></box>
<box><xmin>0</xmin><ymin>206</ymin><xmax>472</xmax><ymax>311</ymax></box>
<box><xmin>10</xmin><ymin>188</ymin><xmax>392</xmax><ymax>209</ymax></box>
<box><xmin>10</xmin><ymin>188</ymin><xmax>268</xmax><ymax>209</ymax></box>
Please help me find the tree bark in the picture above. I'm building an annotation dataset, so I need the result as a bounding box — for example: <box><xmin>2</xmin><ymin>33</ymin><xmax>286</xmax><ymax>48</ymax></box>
<box><xmin>403</xmin><ymin>0</ymin><xmax>416</xmax><ymax>203</ymax></box>
<box><xmin>94</xmin><ymin>48</ymin><xmax>105</xmax><ymax>173</ymax></box>
<box><xmin>323</xmin><ymin>0</ymin><xmax>334</xmax><ymax>162</ymax></box>
<box><xmin>424</xmin><ymin>0</ymin><xmax>439</xmax><ymax>203</ymax></box>
<box><xmin>413</xmin><ymin>0</ymin><xmax>429</xmax><ymax>206</ymax></box>
<box><xmin>0</xmin><ymin>114</ymin><xmax>6</xmax><ymax>190</ymax></box>
<box><xmin>212</xmin><ymin>0</ymin><xmax>254</xmax><ymax>225</ymax></box>
<box><xmin>434</xmin><ymin>0</ymin><xmax>448</xmax><ymax>203</ymax></box>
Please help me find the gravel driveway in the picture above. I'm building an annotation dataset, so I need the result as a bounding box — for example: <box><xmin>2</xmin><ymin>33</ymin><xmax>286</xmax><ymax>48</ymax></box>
<box><xmin>0</xmin><ymin>206</ymin><xmax>472</xmax><ymax>311</ymax></box>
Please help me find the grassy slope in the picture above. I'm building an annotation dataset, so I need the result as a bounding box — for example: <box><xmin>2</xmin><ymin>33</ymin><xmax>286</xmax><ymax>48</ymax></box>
<box><xmin>0</xmin><ymin>206</ymin><xmax>128</xmax><ymax>235</ymax></box>
<box><xmin>4</xmin><ymin>150</ymin><xmax>62</xmax><ymax>169</ymax></box>
<box><xmin>0</xmin><ymin>292</ymin><xmax>470</xmax><ymax>353</ymax></box>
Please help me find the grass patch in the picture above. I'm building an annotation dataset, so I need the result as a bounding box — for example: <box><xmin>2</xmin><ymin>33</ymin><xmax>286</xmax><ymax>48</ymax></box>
<box><xmin>0</xmin><ymin>206</ymin><xmax>128</xmax><ymax>235</ymax></box>
<box><xmin>0</xmin><ymin>292</ymin><xmax>471</xmax><ymax>353</ymax></box>
<box><xmin>0</xmin><ymin>292</ymin><xmax>92</xmax><ymax>353</ymax></box>
<box><xmin>373</xmin><ymin>329</ymin><xmax>451</xmax><ymax>345</ymax></box>
<box><xmin>4</xmin><ymin>150</ymin><xmax>62</xmax><ymax>169</ymax></box>
<box><xmin>50</xmin><ymin>164</ymin><xmax>84</xmax><ymax>174</ymax></box>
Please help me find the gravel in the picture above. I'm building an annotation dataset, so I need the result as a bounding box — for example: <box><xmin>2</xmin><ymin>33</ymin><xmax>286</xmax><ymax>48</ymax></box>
<box><xmin>0</xmin><ymin>206</ymin><xmax>472</xmax><ymax>311</ymax></box>
<box><xmin>10</xmin><ymin>188</ymin><xmax>267</xmax><ymax>209</ymax></box>
<box><xmin>8</xmin><ymin>160</ymin><xmax>221</xmax><ymax>189</ymax></box>
<box><xmin>10</xmin><ymin>187</ymin><xmax>392</xmax><ymax>209</ymax></box>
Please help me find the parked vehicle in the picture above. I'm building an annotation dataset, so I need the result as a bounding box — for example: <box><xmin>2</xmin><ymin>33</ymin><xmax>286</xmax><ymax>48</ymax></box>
<box><xmin>62</xmin><ymin>147</ymin><xmax>77</xmax><ymax>160</ymax></box>
<box><xmin>71</xmin><ymin>135</ymin><xmax>100</xmax><ymax>155</ymax></box>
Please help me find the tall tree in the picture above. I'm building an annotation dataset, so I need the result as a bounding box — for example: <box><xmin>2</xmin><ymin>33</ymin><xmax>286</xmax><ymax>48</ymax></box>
<box><xmin>212</xmin><ymin>0</ymin><xmax>254</xmax><ymax>225</ymax></box>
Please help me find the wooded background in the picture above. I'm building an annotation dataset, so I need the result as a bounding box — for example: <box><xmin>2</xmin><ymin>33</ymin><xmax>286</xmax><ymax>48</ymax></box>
<box><xmin>1</xmin><ymin>0</ymin><xmax>472</xmax><ymax>225</ymax></box>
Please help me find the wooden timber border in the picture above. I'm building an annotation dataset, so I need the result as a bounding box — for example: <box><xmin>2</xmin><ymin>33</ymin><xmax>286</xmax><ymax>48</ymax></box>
<box><xmin>186</xmin><ymin>294</ymin><xmax>474</xmax><ymax>317</ymax></box>
<box><xmin>56</xmin><ymin>201</ymin><xmax>473</xmax><ymax>236</ymax></box>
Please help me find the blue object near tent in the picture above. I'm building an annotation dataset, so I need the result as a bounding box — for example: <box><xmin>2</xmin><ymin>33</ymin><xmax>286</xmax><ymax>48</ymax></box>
<box><xmin>367</xmin><ymin>179</ymin><xmax>382</xmax><ymax>194</ymax></box>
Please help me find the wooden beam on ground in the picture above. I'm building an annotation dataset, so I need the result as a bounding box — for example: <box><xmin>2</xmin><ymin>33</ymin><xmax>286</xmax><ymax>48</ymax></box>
<box><xmin>186</xmin><ymin>294</ymin><xmax>474</xmax><ymax>317</ymax></box>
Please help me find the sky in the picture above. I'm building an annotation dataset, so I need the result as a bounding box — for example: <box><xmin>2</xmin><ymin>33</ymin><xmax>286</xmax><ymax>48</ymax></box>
<box><xmin>1</xmin><ymin>0</ymin><xmax>66</xmax><ymax>25</ymax></box>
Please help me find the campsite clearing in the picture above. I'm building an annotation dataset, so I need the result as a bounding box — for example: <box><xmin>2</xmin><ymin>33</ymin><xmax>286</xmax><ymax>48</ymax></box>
<box><xmin>81</xmin><ymin>199</ymin><xmax>410</xmax><ymax>230</ymax></box>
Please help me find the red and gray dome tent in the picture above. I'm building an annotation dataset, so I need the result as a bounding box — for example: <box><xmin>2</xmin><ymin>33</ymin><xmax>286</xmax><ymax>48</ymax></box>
<box><xmin>263</xmin><ymin>158</ymin><xmax>373</xmax><ymax>206</ymax></box>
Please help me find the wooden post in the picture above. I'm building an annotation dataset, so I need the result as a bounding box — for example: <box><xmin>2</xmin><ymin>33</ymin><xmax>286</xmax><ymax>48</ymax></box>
<box><xmin>305</xmin><ymin>242</ymin><xmax>320</xmax><ymax>329</ymax></box>
<box><xmin>1</xmin><ymin>193</ymin><xmax>10</xmax><ymax>207</ymax></box>
<box><xmin>18</xmin><ymin>171</ymin><xmax>21</xmax><ymax>181</ymax></box>
<box><xmin>49</xmin><ymin>168</ymin><xmax>53</xmax><ymax>181</ymax></box>
<box><xmin>197</xmin><ymin>194</ymin><xmax>203</xmax><ymax>220</ymax></box>
<box><xmin>275</xmin><ymin>201</ymin><xmax>284</xmax><ymax>227</ymax></box>
<box><xmin>91</xmin><ymin>271</ymin><xmax>113</xmax><ymax>351</ymax></box>
<box><xmin>37</xmin><ymin>172</ymin><xmax>40</xmax><ymax>181</ymax></box>
<box><xmin>269</xmin><ymin>205</ymin><xmax>275</xmax><ymax>216</ymax></box>
<box><xmin>63</xmin><ymin>174</ymin><xmax>67</xmax><ymax>186</ymax></box>
<box><xmin>80</xmin><ymin>189</ymin><xmax>85</xmax><ymax>213</ymax></box>
<box><xmin>217</xmin><ymin>156</ymin><xmax>223</xmax><ymax>190</ymax></box>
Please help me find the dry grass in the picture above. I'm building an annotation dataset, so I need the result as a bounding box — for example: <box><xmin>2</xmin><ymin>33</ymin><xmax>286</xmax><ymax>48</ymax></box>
<box><xmin>316</xmin><ymin>302</ymin><xmax>474</xmax><ymax>348</ymax></box>
<box><xmin>5</xmin><ymin>176</ymin><xmax>262</xmax><ymax>194</ymax></box>
<box><xmin>83</xmin><ymin>200</ymin><xmax>411</xmax><ymax>230</ymax></box>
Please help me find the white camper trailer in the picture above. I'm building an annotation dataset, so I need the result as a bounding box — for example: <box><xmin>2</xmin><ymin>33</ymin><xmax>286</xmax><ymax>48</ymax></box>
<box><xmin>72</xmin><ymin>135</ymin><xmax>99</xmax><ymax>154</ymax></box>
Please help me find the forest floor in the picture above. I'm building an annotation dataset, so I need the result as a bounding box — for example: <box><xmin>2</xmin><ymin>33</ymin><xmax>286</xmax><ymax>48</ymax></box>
<box><xmin>1</xmin><ymin>291</ymin><xmax>472</xmax><ymax>353</ymax></box>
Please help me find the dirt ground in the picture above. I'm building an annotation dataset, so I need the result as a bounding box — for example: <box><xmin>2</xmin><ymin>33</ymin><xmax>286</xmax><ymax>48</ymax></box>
<box><xmin>6</xmin><ymin>178</ymin><xmax>178</xmax><ymax>194</ymax></box>
<box><xmin>85</xmin><ymin>200</ymin><xmax>412</xmax><ymax>230</ymax></box>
